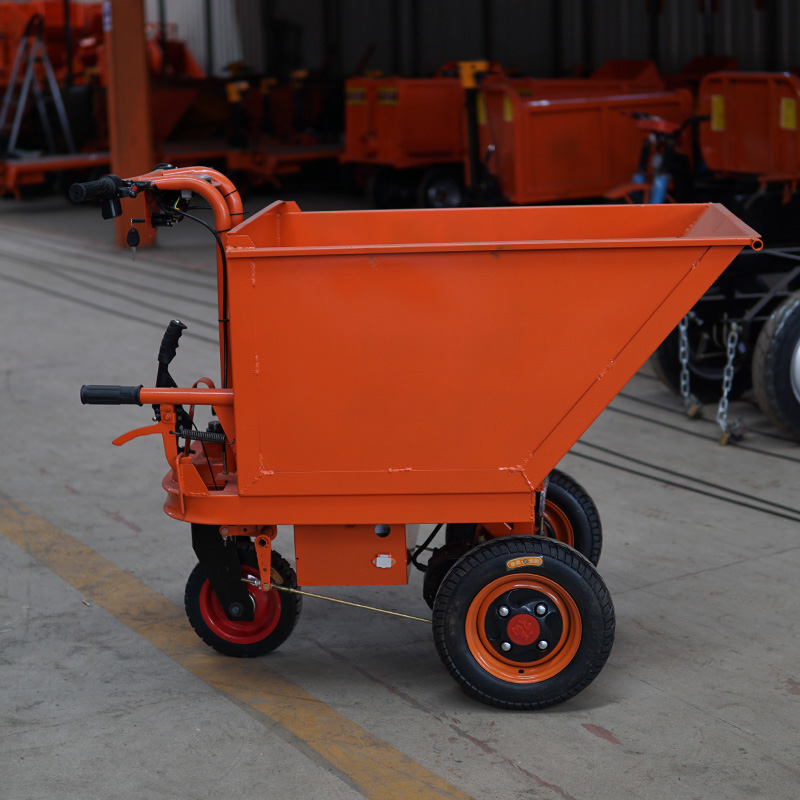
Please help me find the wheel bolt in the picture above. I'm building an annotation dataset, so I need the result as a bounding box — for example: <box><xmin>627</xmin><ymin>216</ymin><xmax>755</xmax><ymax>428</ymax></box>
<box><xmin>498</xmin><ymin>606</ymin><xmax>509</xmax><ymax>617</ymax></box>
<box><xmin>501</xmin><ymin>641</ymin><xmax>512</xmax><ymax>652</ymax></box>
<box><xmin>538</xmin><ymin>640</ymin><xmax>548</xmax><ymax>650</ymax></box>
<box><xmin>535</xmin><ymin>603</ymin><xmax>547</xmax><ymax>616</ymax></box>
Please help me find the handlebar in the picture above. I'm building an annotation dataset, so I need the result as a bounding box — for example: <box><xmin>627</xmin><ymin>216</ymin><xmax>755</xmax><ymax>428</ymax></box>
<box><xmin>68</xmin><ymin>175</ymin><xmax>132</xmax><ymax>203</ymax></box>
<box><xmin>68</xmin><ymin>166</ymin><xmax>242</xmax><ymax>233</ymax></box>
<box><xmin>81</xmin><ymin>385</ymin><xmax>143</xmax><ymax>405</ymax></box>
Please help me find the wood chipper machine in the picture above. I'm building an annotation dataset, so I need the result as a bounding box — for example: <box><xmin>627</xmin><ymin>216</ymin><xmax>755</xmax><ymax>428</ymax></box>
<box><xmin>74</xmin><ymin>166</ymin><xmax>759</xmax><ymax>709</ymax></box>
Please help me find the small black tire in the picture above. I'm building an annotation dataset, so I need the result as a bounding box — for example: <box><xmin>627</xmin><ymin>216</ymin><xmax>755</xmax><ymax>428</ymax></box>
<box><xmin>417</xmin><ymin>167</ymin><xmax>464</xmax><ymax>208</ymax></box>
<box><xmin>443</xmin><ymin>469</ymin><xmax>602</xmax><ymax>565</ymax></box>
<box><xmin>432</xmin><ymin>536</ymin><xmax>614</xmax><ymax>709</ymax></box>
<box><xmin>752</xmin><ymin>291</ymin><xmax>800</xmax><ymax>441</ymax></box>
<box><xmin>185</xmin><ymin>545</ymin><xmax>301</xmax><ymax>658</ymax></box>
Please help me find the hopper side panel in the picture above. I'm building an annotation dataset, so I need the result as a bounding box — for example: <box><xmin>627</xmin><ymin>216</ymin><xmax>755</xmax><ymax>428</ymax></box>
<box><xmin>227</xmin><ymin>244</ymin><xmax>735</xmax><ymax>500</ymax></box>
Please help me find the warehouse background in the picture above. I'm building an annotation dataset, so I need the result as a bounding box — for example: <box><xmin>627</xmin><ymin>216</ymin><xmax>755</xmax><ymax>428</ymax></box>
<box><xmin>140</xmin><ymin>0</ymin><xmax>799</xmax><ymax>81</ymax></box>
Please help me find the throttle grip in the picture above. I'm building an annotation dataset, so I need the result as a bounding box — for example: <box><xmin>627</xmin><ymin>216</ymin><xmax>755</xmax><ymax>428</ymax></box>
<box><xmin>80</xmin><ymin>385</ymin><xmax>143</xmax><ymax>405</ymax></box>
<box><xmin>68</xmin><ymin>175</ymin><xmax>126</xmax><ymax>203</ymax></box>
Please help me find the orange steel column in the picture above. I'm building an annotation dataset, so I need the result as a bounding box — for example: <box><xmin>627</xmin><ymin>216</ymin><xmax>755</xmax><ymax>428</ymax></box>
<box><xmin>104</xmin><ymin>0</ymin><xmax>155</xmax><ymax>248</ymax></box>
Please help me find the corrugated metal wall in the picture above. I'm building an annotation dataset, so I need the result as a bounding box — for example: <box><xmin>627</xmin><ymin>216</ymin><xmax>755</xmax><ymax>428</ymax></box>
<box><xmin>146</xmin><ymin>0</ymin><xmax>800</xmax><ymax>79</ymax></box>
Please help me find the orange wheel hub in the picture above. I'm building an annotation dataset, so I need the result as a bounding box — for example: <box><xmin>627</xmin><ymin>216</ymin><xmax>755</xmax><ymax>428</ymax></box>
<box><xmin>465</xmin><ymin>574</ymin><xmax>582</xmax><ymax>683</ymax></box>
<box><xmin>542</xmin><ymin>500</ymin><xmax>575</xmax><ymax>548</ymax></box>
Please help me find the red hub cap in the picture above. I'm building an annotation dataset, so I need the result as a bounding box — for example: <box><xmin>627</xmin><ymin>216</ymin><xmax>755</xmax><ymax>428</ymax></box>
<box><xmin>507</xmin><ymin>614</ymin><xmax>541</xmax><ymax>646</ymax></box>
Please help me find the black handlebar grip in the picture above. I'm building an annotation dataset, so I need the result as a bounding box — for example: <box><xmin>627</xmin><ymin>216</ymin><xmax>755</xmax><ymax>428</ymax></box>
<box><xmin>158</xmin><ymin>320</ymin><xmax>188</xmax><ymax>365</ymax></box>
<box><xmin>68</xmin><ymin>175</ymin><xmax>124</xmax><ymax>203</ymax></box>
<box><xmin>80</xmin><ymin>385</ymin><xmax>143</xmax><ymax>405</ymax></box>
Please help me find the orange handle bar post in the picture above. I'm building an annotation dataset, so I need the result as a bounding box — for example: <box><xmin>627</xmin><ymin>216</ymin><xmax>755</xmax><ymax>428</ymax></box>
<box><xmin>138</xmin><ymin>388</ymin><xmax>234</xmax><ymax>406</ymax></box>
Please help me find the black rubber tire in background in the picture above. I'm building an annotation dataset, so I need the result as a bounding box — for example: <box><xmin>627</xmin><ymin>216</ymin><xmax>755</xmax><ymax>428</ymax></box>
<box><xmin>650</xmin><ymin>326</ymin><xmax>752</xmax><ymax>403</ymax></box>
<box><xmin>752</xmin><ymin>291</ymin><xmax>800</xmax><ymax>441</ymax></box>
<box><xmin>443</xmin><ymin>469</ymin><xmax>602</xmax><ymax>565</ymax></box>
<box><xmin>185</xmin><ymin>544</ymin><xmax>301</xmax><ymax>658</ymax></box>
<box><xmin>432</xmin><ymin>536</ymin><xmax>614</xmax><ymax>709</ymax></box>
<box><xmin>416</xmin><ymin>167</ymin><xmax>464</xmax><ymax>208</ymax></box>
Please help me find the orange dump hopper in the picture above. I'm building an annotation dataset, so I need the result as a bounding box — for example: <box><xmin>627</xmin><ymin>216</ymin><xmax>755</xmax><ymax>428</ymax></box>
<box><xmin>220</xmin><ymin>201</ymin><xmax>758</xmax><ymax>525</ymax></box>
<box><xmin>478</xmin><ymin>87</ymin><xmax>693</xmax><ymax>204</ymax></box>
<box><xmin>698</xmin><ymin>71</ymin><xmax>800</xmax><ymax>177</ymax></box>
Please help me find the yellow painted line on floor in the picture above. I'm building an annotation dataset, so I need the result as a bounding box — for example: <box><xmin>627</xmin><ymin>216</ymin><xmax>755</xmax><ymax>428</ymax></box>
<box><xmin>1</xmin><ymin>493</ymin><xmax>474</xmax><ymax>800</ymax></box>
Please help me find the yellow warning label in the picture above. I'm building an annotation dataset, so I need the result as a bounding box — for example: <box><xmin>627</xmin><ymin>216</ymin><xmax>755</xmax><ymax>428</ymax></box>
<box><xmin>503</xmin><ymin>94</ymin><xmax>514</xmax><ymax>123</ymax></box>
<box><xmin>477</xmin><ymin>92</ymin><xmax>488</xmax><ymax>125</ymax></box>
<box><xmin>346</xmin><ymin>87</ymin><xmax>366</xmax><ymax>105</ymax></box>
<box><xmin>780</xmin><ymin>97</ymin><xmax>797</xmax><ymax>131</ymax></box>
<box><xmin>710</xmin><ymin>94</ymin><xmax>725</xmax><ymax>132</ymax></box>
<box><xmin>377</xmin><ymin>88</ymin><xmax>398</xmax><ymax>105</ymax></box>
<box><xmin>506</xmin><ymin>556</ymin><xmax>543</xmax><ymax>570</ymax></box>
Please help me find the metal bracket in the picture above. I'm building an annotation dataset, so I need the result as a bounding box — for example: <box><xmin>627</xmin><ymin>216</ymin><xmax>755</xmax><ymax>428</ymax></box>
<box><xmin>191</xmin><ymin>523</ymin><xmax>254</xmax><ymax>621</ymax></box>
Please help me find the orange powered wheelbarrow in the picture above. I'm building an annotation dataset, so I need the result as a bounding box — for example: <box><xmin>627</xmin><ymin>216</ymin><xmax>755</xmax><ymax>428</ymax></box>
<box><xmin>74</xmin><ymin>166</ymin><xmax>759</xmax><ymax>709</ymax></box>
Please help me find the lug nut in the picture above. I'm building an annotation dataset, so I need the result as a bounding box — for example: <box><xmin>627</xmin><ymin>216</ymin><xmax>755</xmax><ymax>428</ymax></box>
<box><xmin>537</xmin><ymin>640</ymin><xmax>548</xmax><ymax>650</ymax></box>
<box><xmin>501</xmin><ymin>642</ymin><xmax>512</xmax><ymax>652</ymax></box>
<box><xmin>535</xmin><ymin>603</ymin><xmax>547</xmax><ymax>616</ymax></box>
<box><xmin>498</xmin><ymin>606</ymin><xmax>509</xmax><ymax>617</ymax></box>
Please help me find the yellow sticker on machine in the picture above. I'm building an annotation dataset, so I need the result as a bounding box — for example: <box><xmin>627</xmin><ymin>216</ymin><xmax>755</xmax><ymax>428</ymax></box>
<box><xmin>346</xmin><ymin>87</ymin><xmax>366</xmax><ymax>105</ymax></box>
<box><xmin>477</xmin><ymin>92</ymin><xmax>488</xmax><ymax>125</ymax></box>
<box><xmin>780</xmin><ymin>97</ymin><xmax>798</xmax><ymax>131</ymax></box>
<box><xmin>503</xmin><ymin>94</ymin><xmax>514</xmax><ymax>123</ymax></box>
<box><xmin>506</xmin><ymin>556</ymin><xmax>543</xmax><ymax>570</ymax></box>
<box><xmin>377</xmin><ymin>87</ymin><xmax>398</xmax><ymax>105</ymax></box>
<box><xmin>710</xmin><ymin>94</ymin><xmax>725</xmax><ymax>132</ymax></box>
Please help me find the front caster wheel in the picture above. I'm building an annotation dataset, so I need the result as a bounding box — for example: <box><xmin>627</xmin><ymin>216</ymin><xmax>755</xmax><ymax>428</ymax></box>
<box><xmin>432</xmin><ymin>536</ymin><xmax>614</xmax><ymax>709</ymax></box>
<box><xmin>185</xmin><ymin>544</ymin><xmax>301</xmax><ymax>658</ymax></box>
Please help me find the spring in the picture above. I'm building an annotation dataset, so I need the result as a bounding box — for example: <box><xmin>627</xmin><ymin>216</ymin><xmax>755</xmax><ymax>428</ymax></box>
<box><xmin>173</xmin><ymin>428</ymin><xmax>227</xmax><ymax>444</ymax></box>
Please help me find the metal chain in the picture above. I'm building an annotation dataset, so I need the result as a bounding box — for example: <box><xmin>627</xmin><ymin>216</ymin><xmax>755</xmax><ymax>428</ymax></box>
<box><xmin>678</xmin><ymin>313</ymin><xmax>702</xmax><ymax>417</ymax></box>
<box><xmin>716</xmin><ymin>322</ymin><xmax>741</xmax><ymax>443</ymax></box>
<box><xmin>678</xmin><ymin>315</ymin><xmax>691</xmax><ymax>402</ymax></box>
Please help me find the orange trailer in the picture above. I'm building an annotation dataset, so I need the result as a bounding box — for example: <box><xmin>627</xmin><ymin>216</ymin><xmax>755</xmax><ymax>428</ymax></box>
<box><xmin>698</xmin><ymin>71</ymin><xmax>800</xmax><ymax>185</ymax></box>
<box><xmin>476</xmin><ymin>87</ymin><xmax>693</xmax><ymax>205</ymax></box>
<box><xmin>75</xmin><ymin>166</ymin><xmax>758</xmax><ymax>708</ymax></box>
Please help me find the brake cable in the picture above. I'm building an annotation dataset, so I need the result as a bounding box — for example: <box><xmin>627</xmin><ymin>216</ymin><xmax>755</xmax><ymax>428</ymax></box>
<box><xmin>153</xmin><ymin>194</ymin><xmax>231</xmax><ymax>389</ymax></box>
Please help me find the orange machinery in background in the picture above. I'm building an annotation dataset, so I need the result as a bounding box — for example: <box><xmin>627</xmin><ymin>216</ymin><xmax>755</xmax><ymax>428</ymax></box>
<box><xmin>342</xmin><ymin>59</ymin><xmax>673</xmax><ymax>207</ymax></box>
<box><xmin>698</xmin><ymin>71</ymin><xmax>800</xmax><ymax>194</ymax></box>
<box><xmin>475</xmin><ymin>84</ymin><xmax>694</xmax><ymax>205</ymax></box>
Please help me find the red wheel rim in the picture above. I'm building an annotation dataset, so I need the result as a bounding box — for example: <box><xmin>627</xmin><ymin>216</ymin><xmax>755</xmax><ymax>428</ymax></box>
<box><xmin>542</xmin><ymin>500</ymin><xmax>575</xmax><ymax>548</ymax></box>
<box><xmin>199</xmin><ymin>565</ymin><xmax>282</xmax><ymax>644</ymax></box>
<box><xmin>465</xmin><ymin>574</ymin><xmax>582</xmax><ymax>683</ymax></box>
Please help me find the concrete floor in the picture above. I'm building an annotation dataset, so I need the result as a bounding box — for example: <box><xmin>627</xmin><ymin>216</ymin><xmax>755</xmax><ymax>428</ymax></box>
<box><xmin>1</xmin><ymin>184</ymin><xmax>799</xmax><ymax>800</ymax></box>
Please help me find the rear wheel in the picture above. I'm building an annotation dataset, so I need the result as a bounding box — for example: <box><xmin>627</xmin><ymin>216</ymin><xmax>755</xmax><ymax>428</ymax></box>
<box><xmin>185</xmin><ymin>544</ymin><xmax>301</xmax><ymax>658</ymax></box>
<box><xmin>752</xmin><ymin>291</ymin><xmax>800</xmax><ymax>441</ymax></box>
<box><xmin>444</xmin><ymin>469</ymin><xmax>602</xmax><ymax>565</ymax></box>
<box><xmin>432</xmin><ymin>536</ymin><xmax>614</xmax><ymax>709</ymax></box>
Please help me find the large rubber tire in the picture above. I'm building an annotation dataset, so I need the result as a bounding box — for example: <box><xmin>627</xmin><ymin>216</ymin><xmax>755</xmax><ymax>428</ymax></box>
<box><xmin>752</xmin><ymin>291</ymin><xmax>800</xmax><ymax>441</ymax></box>
<box><xmin>432</xmin><ymin>536</ymin><xmax>614</xmax><ymax>709</ymax></box>
<box><xmin>443</xmin><ymin>469</ymin><xmax>602</xmax><ymax>565</ymax></box>
<box><xmin>185</xmin><ymin>544</ymin><xmax>301</xmax><ymax>658</ymax></box>
<box><xmin>650</xmin><ymin>325</ymin><xmax>751</xmax><ymax>403</ymax></box>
